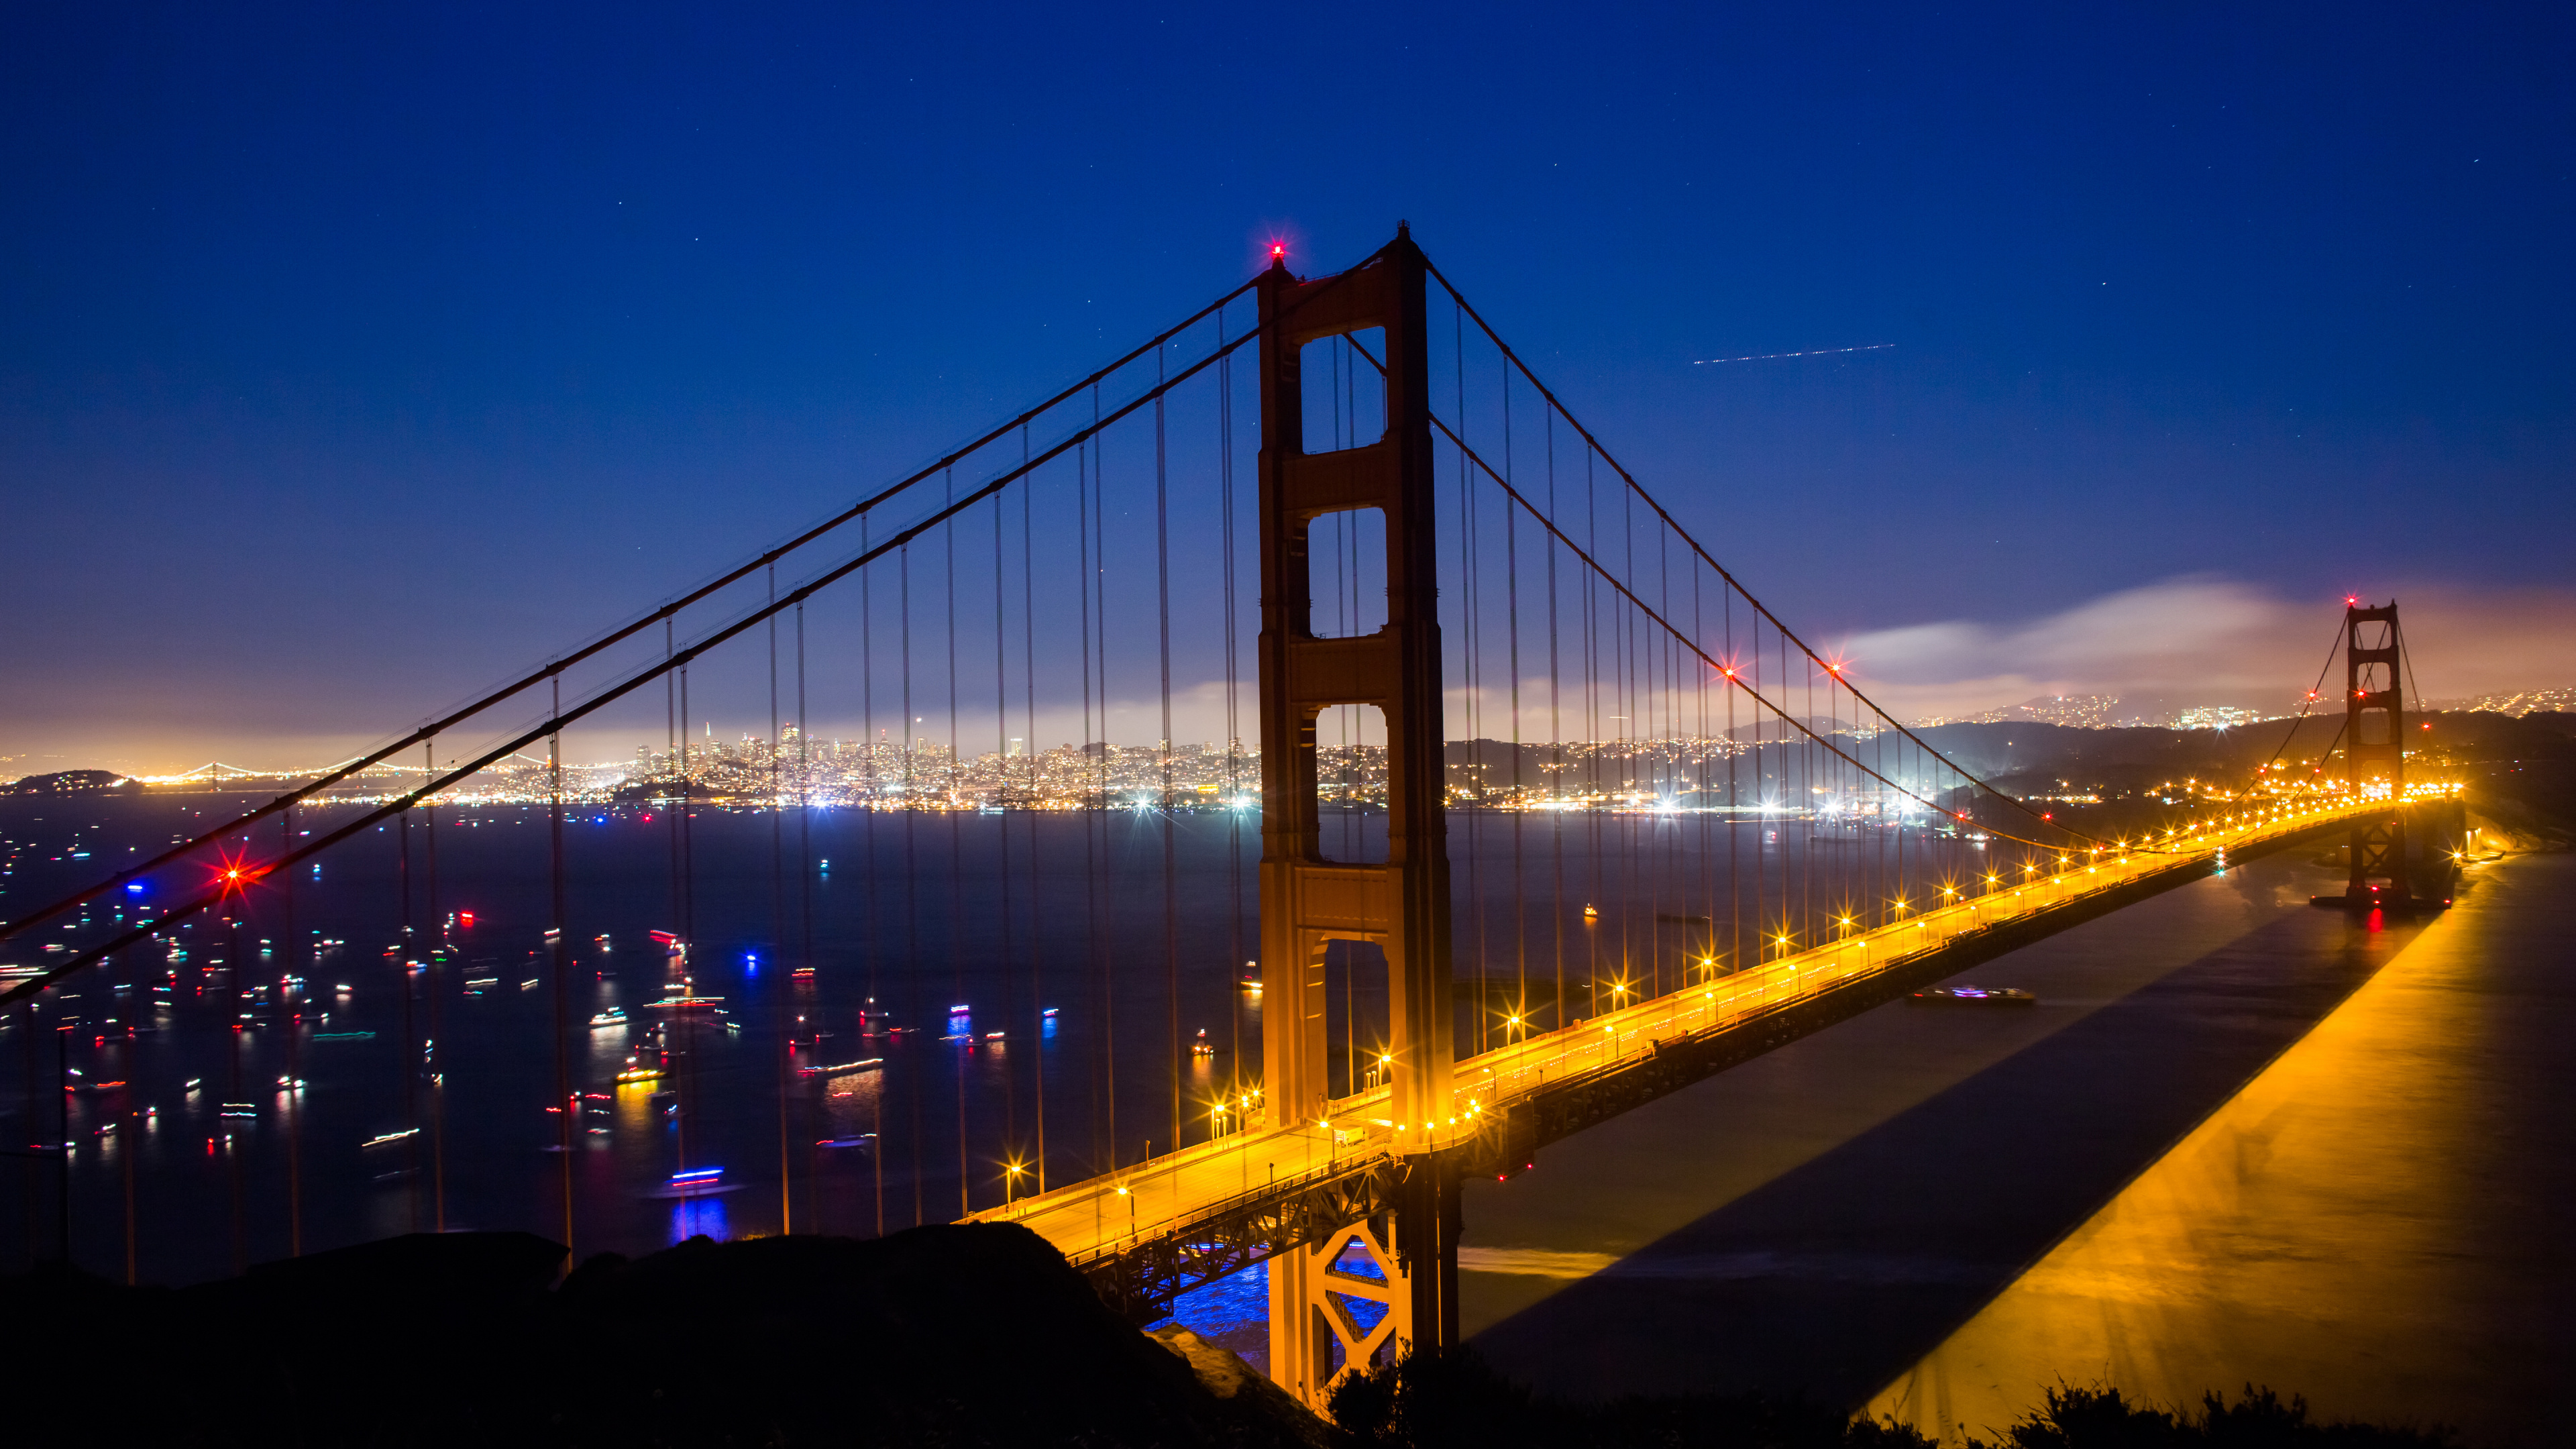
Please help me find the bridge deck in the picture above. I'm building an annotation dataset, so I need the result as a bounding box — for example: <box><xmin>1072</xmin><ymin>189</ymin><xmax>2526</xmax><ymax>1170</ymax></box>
<box><xmin>969</xmin><ymin>801</ymin><xmax>2390</xmax><ymax>1283</ymax></box>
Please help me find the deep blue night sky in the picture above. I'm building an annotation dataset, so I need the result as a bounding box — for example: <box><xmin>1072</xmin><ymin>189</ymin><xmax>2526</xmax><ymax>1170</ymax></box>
<box><xmin>5</xmin><ymin>3</ymin><xmax>2571</xmax><ymax>767</ymax></box>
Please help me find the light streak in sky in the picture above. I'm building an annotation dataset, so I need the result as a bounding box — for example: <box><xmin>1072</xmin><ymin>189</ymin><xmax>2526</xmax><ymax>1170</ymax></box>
<box><xmin>1691</xmin><ymin>343</ymin><xmax>1894</xmax><ymax>365</ymax></box>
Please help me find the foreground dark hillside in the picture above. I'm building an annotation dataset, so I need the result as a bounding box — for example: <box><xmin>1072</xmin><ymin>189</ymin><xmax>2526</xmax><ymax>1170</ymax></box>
<box><xmin>2</xmin><ymin>1228</ymin><xmax>2472</xmax><ymax>1448</ymax></box>
<box><xmin>1</xmin><ymin>1225</ymin><xmax>1333</xmax><ymax>1449</ymax></box>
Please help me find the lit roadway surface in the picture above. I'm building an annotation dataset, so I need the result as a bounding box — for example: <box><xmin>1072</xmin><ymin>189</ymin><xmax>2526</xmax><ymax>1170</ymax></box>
<box><xmin>969</xmin><ymin>797</ymin><xmax>2403</xmax><ymax>1270</ymax></box>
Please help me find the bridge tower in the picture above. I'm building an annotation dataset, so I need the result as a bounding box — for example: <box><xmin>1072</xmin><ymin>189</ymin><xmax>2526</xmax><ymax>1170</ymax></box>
<box><xmin>1254</xmin><ymin>226</ymin><xmax>1461</xmax><ymax>1407</ymax></box>
<box><xmin>2341</xmin><ymin>599</ymin><xmax>2409</xmax><ymax>906</ymax></box>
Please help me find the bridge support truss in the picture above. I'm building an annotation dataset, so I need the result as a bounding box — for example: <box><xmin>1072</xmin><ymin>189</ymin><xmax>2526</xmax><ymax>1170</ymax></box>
<box><xmin>1254</xmin><ymin>227</ymin><xmax>1458</xmax><ymax>1407</ymax></box>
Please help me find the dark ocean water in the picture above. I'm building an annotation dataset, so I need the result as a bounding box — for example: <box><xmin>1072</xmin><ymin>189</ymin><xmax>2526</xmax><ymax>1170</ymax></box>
<box><xmin>0</xmin><ymin>791</ymin><xmax>1988</xmax><ymax>1286</ymax></box>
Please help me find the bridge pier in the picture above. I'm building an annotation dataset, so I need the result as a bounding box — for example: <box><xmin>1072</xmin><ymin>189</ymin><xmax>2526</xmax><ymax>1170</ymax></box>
<box><xmin>1264</xmin><ymin>1155</ymin><xmax>1462</xmax><ymax>1407</ymax></box>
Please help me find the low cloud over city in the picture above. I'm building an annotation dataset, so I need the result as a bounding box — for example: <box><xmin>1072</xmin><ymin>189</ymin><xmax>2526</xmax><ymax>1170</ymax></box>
<box><xmin>1839</xmin><ymin>576</ymin><xmax>2576</xmax><ymax>726</ymax></box>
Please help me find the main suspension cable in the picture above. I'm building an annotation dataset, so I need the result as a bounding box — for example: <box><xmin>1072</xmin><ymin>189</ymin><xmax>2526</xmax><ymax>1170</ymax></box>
<box><xmin>1421</xmin><ymin>260</ymin><xmax>2116</xmax><ymax>850</ymax></box>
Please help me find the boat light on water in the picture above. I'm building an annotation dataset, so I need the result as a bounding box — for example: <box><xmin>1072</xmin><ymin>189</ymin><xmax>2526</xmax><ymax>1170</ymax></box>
<box><xmin>589</xmin><ymin>1008</ymin><xmax>627</xmax><ymax>1028</ymax></box>
<box><xmin>796</xmin><ymin>1058</ymin><xmax>885</xmax><ymax>1078</ymax></box>
<box><xmin>1907</xmin><ymin>985</ymin><xmax>2038</xmax><ymax>1008</ymax></box>
<box><xmin>645</xmin><ymin>1166</ymin><xmax>737</xmax><ymax>1200</ymax></box>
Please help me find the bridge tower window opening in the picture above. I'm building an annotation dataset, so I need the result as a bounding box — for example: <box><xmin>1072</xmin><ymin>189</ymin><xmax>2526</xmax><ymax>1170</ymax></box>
<box><xmin>1306</xmin><ymin>507</ymin><xmax>1389</xmax><ymax>640</ymax></box>
<box><xmin>1299</xmin><ymin>328</ymin><xmax>1387</xmax><ymax>453</ymax></box>
<box><xmin>1311</xmin><ymin>704</ymin><xmax>1390</xmax><ymax>865</ymax></box>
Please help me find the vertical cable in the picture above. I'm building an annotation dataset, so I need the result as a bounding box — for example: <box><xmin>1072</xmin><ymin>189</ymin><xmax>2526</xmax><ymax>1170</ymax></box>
<box><xmin>1545</xmin><ymin>407</ymin><xmax>1563</xmax><ymax>1032</ymax></box>
<box><xmin>994</xmin><ymin>480</ymin><xmax>1018</xmax><ymax>1177</ymax></box>
<box><xmin>425</xmin><ymin>739</ymin><xmax>445</xmax><ymax>1232</ymax></box>
<box><xmin>1583</xmin><ymin>449</ymin><xmax>1601</xmax><ymax>1014</ymax></box>
<box><xmin>1725</xmin><ymin>584</ymin><xmax>1739</xmax><ymax>976</ymax></box>
<box><xmin>1504</xmin><ymin>372</ymin><xmax>1524</xmax><ymax>1038</ymax></box>
<box><xmin>1077</xmin><ymin>434</ymin><xmax>1106</xmax><ymax>1177</ymax></box>
<box><xmin>550</xmin><ymin>677</ymin><xmax>572</xmax><ymax>1254</ymax></box>
<box><xmin>1156</xmin><ymin>347</ymin><xmax>1179</xmax><ymax>1159</ymax></box>
<box><xmin>1459</xmin><ymin>317</ymin><xmax>1483</xmax><ymax>1040</ymax></box>
<box><xmin>901</xmin><ymin>542</ymin><xmax>924</xmax><ymax>1226</ymax></box>
<box><xmin>796</xmin><ymin>599</ymin><xmax>816</xmax><ymax>1230</ymax></box>
<box><xmin>1022</xmin><ymin>427</ymin><xmax>1046</xmax><ymax>1190</ymax></box>
<box><xmin>769</xmin><ymin>566</ymin><xmax>792</xmax><ymax>1234</ymax></box>
<box><xmin>397</xmin><ymin>789</ymin><xmax>418</xmax><ymax>1227</ymax></box>
<box><xmin>678</xmin><ymin>662</ymin><xmax>697</xmax><ymax>1169</ymax></box>
<box><xmin>281</xmin><ymin>806</ymin><xmax>301</xmax><ymax>1256</ymax></box>
<box><xmin>943</xmin><ymin>472</ymin><xmax>970</xmax><ymax>1216</ymax></box>
<box><xmin>861</xmin><ymin>518</ymin><xmax>884</xmax><ymax>1238</ymax></box>
<box><xmin>1218</xmin><ymin>318</ymin><xmax>1244</xmax><ymax>1131</ymax></box>
<box><xmin>1089</xmin><ymin>394</ymin><xmax>1118</xmax><ymax>1177</ymax></box>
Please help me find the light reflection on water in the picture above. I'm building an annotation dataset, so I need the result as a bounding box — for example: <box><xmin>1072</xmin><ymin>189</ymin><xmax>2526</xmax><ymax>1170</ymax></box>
<box><xmin>1156</xmin><ymin>1260</ymin><xmax>1271</xmax><ymax>1376</ymax></box>
<box><xmin>1868</xmin><ymin>855</ymin><xmax>2571</xmax><ymax>1448</ymax></box>
<box><xmin>670</xmin><ymin>1197</ymin><xmax>730</xmax><ymax>1244</ymax></box>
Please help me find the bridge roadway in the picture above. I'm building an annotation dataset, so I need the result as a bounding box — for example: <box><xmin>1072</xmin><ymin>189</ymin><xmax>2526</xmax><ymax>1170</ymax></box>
<box><xmin>968</xmin><ymin>798</ymin><xmax>2396</xmax><ymax>1295</ymax></box>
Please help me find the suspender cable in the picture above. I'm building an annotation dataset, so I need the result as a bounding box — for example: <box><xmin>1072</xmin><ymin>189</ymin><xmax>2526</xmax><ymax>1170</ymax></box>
<box><xmin>281</xmin><ymin>805</ymin><xmax>301</xmax><ymax>1256</ymax></box>
<box><xmin>1156</xmin><ymin>348</ymin><xmax>1179</xmax><ymax>1158</ymax></box>
<box><xmin>1544</xmin><ymin>407</ymin><xmax>1564</xmax><ymax>1034</ymax></box>
<box><xmin>902</xmin><ymin>543</ymin><xmax>924</xmax><ymax>1227</ymax></box>
<box><xmin>769</xmin><ymin>566</ymin><xmax>792</xmax><ymax>1234</ymax></box>
<box><xmin>1504</xmin><ymin>375</ymin><xmax>1525</xmax><ymax>1033</ymax></box>
<box><xmin>1022</xmin><ymin>427</ymin><xmax>1045</xmax><ymax>1190</ymax></box>
<box><xmin>1089</xmin><ymin>407</ymin><xmax>1117</xmax><ymax>1180</ymax></box>
<box><xmin>994</xmin><ymin>476</ymin><xmax>1018</xmax><ymax>1173</ymax></box>
<box><xmin>945</xmin><ymin>471</ymin><xmax>969</xmax><ymax>1216</ymax></box>
<box><xmin>861</xmin><ymin>519</ymin><xmax>883</xmax><ymax>1238</ymax></box>
<box><xmin>425</xmin><ymin>740</ymin><xmax>445</xmax><ymax>1232</ymax></box>
<box><xmin>550</xmin><ymin>677</ymin><xmax>572</xmax><ymax>1253</ymax></box>
<box><xmin>1725</xmin><ymin>582</ymin><xmax>1739</xmax><ymax>977</ymax></box>
<box><xmin>1218</xmin><ymin>318</ymin><xmax>1244</xmax><ymax>1130</ymax></box>
<box><xmin>1077</xmin><ymin>434</ymin><xmax>1106</xmax><ymax>1180</ymax></box>
<box><xmin>1583</xmin><ymin>447</ymin><xmax>1601</xmax><ymax>1015</ymax></box>
<box><xmin>680</xmin><ymin>666</ymin><xmax>696</xmax><ymax>949</ymax></box>
<box><xmin>398</xmin><ymin>789</ymin><xmax>418</xmax><ymax>1228</ymax></box>
<box><xmin>796</xmin><ymin>599</ymin><xmax>817</xmax><ymax>1230</ymax></box>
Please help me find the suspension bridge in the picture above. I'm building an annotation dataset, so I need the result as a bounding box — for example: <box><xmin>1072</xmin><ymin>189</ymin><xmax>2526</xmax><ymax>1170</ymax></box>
<box><xmin>0</xmin><ymin>225</ymin><xmax>2453</xmax><ymax>1410</ymax></box>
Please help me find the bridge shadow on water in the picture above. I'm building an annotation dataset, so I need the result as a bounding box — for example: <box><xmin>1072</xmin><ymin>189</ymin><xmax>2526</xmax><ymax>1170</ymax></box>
<box><xmin>1466</xmin><ymin>899</ymin><xmax>2428</xmax><ymax>1408</ymax></box>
